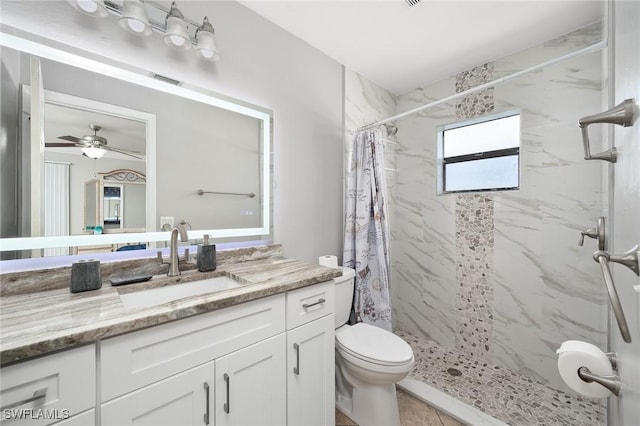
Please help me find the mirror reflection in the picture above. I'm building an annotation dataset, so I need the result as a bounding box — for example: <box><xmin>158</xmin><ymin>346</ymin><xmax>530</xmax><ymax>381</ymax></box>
<box><xmin>0</xmin><ymin>39</ymin><xmax>271</xmax><ymax>260</ymax></box>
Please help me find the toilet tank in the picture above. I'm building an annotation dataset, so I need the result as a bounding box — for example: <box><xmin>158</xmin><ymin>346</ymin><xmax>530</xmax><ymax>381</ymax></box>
<box><xmin>333</xmin><ymin>267</ymin><xmax>356</xmax><ymax>328</ymax></box>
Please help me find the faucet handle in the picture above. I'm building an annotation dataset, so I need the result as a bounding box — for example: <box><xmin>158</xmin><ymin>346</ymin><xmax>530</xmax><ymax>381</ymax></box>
<box><xmin>157</xmin><ymin>251</ymin><xmax>165</xmax><ymax>264</ymax></box>
<box><xmin>183</xmin><ymin>248</ymin><xmax>190</xmax><ymax>262</ymax></box>
<box><xmin>578</xmin><ymin>217</ymin><xmax>606</xmax><ymax>250</ymax></box>
<box><xmin>579</xmin><ymin>228</ymin><xmax>598</xmax><ymax>246</ymax></box>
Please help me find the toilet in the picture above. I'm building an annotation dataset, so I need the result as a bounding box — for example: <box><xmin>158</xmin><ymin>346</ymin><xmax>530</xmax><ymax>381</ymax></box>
<box><xmin>333</xmin><ymin>267</ymin><xmax>415</xmax><ymax>426</ymax></box>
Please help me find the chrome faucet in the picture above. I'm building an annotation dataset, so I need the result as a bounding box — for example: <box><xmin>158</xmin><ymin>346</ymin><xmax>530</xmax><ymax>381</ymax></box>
<box><xmin>167</xmin><ymin>224</ymin><xmax>189</xmax><ymax>277</ymax></box>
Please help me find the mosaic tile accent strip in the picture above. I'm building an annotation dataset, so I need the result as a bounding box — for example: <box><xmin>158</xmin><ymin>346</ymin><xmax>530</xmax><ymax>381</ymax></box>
<box><xmin>455</xmin><ymin>63</ymin><xmax>495</xmax><ymax>120</ymax></box>
<box><xmin>454</xmin><ymin>194</ymin><xmax>495</xmax><ymax>357</ymax></box>
<box><xmin>453</xmin><ymin>63</ymin><xmax>496</xmax><ymax>358</ymax></box>
<box><xmin>396</xmin><ymin>329</ymin><xmax>605</xmax><ymax>426</ymax></box>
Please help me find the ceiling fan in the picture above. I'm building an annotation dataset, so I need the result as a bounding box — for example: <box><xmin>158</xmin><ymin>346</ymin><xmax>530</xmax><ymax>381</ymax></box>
<box><xmin>45</xmin><ymin>124</ymin><xmax>143</xmax><ymax>160</ymax></box>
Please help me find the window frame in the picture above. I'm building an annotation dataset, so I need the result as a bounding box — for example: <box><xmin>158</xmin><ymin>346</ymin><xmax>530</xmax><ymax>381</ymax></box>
<box><xmin>437</xmin><ymin>109</ymin><xmax>521</xmax><ymax>195</ymax></box>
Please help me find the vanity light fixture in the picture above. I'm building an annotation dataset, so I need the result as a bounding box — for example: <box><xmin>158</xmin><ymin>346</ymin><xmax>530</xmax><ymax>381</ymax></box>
<box><xmin>119</xmin><ymin>0</ymin><xmax>152</xmax><ymax>36</ymax></box>
<box><xmin>163</xmin><ymin>2</ymin><xmax>191</xmax><ymax>49</ymax></box>
<box><xmin>68</xmin><ymin>0</ymin><xmax>220</xmax><ymax>61</ymax></box>
<box><xmin>194</xmin><ymin>17</ymin><xmax>220</xmax><ymax>61</ymax></box>
<box><xmin>81</xmin><ymin>147</ymin><xmax>107</xmax><ymax>159</ymax></box>
<box><xmin>68</xmin><ymin>0</ymin><xmax>108</xmax><ymax>17</ymax></box>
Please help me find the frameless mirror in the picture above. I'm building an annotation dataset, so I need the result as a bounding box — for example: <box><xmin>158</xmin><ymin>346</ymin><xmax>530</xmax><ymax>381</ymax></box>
<box><xmin>0</xmin><ymin>33</ymin><xmax>271</xmax><ymax>259</ymax></box>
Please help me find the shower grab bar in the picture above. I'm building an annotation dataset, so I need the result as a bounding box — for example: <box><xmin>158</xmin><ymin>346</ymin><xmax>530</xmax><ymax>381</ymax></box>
<box><xmin>578</xmin><ymin>98</ymin><xmax>635</xmax><ymax>163</ymax></box>
<box><xmin>592</xmin><ymin>244</ymin><xmax>639</xmax><ymax>344</ymax></box>
<box><xmin>197</xmin><ymin>189</ymin><xmax>256</xmax><ymax>198</ymax></box>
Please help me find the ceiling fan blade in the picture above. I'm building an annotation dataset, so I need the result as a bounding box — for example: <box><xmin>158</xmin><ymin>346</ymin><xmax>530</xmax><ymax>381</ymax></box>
<box><xmin>45</xmin><ymin>142</ymin><xmax>81</xmax><ymax>148</ymax></box>
<box><xmin>58</xmin><ymin>135</ymin><xmax>82</xmax><ymax>143</ymax></box>
<box><xmin>104</xmin><ymin>146</ymin><xmax>144</xmax><ymax>160</ymax></box>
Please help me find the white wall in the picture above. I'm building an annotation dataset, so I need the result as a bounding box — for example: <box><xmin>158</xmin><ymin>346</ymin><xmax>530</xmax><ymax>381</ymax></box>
<box><xmin>0</xmin><ymin>0</ymin><xmax>344</xmax><ymax>263</ymax></box>
<box><xmin>610</xmin><ymin>1</ymin><xmax>640</xmax><ymax>424</ymax></box>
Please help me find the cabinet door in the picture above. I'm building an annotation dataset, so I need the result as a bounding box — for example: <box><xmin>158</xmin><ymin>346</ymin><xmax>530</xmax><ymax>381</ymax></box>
<box><xmin>215</xmin><ymin>334</ymin><xmax>286</xmax><ymax>426</ymax></box>
<box><xmin>287</xmin><ymin>315</ymin><xmax>335</xmax><ymax>426</ymax></box>
<box><xmin>101</xmin><ymin>363</ymin><xmax>213</xmax><ymax>426</ymax></box>
<box><xmin>55</xmin><ymin>409</ymin><xmax>95</xmax><ymax>426</ymax></box>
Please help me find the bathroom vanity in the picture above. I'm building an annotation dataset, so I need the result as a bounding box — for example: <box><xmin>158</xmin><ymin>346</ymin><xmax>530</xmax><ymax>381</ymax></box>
<box><xmin>0</xmin><ymin>246</ymin><xmax>339</xmax><ymax>426</ymax></box>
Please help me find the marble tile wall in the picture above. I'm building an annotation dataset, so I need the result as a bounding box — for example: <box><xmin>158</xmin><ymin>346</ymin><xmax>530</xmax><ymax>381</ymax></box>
<box><xmin>343</xmin><ymin>69</ymin><xmax>397</xmax><ymax>265</ymax></box>
<box><xmin>392</xmin><ymin>22</ymin><xmax>607</xmax><ymax>390</ymax></box>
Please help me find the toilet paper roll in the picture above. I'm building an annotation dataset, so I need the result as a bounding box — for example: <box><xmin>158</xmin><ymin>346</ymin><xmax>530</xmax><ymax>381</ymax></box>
<box><xmin>319</xmin><ymin>255</ymin><xmax>338</xmax><ymax>268</ymax></box>
<box><xmin>556</xmin><ymin>340</ymin><xmax>613</xmax><ymax>398</ymax></box>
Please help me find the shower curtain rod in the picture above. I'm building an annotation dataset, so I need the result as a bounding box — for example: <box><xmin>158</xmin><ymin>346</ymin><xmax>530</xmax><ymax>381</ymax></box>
<box><xmin>357</xmin><ymin>39</ymin><xmax>608</xmax><ymax>132</ymax></box>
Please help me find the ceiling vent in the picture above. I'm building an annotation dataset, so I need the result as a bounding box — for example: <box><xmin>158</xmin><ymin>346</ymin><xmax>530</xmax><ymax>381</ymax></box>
<box><xmin>405</xmin><ymin>0</ymin><xmax>421</xmax><ymax>6</ymax></box>
<box><xmin>152</xmin><ymin>73</ymin><xmax>182</xmax><ymax>86</ymax></box>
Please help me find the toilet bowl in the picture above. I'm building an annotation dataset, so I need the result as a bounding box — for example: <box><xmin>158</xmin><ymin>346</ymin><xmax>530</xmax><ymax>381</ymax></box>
<box><xmin>333</xmin><ymin>268</ymin><xmax>415</xmax><ymax>426</ymax></box>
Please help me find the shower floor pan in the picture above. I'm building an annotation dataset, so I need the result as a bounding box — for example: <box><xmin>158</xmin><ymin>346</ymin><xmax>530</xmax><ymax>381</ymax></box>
<box><xmin>394</xmin><ymin>329</ymin><xmax>605</xmax><ymax>426</ymax></box>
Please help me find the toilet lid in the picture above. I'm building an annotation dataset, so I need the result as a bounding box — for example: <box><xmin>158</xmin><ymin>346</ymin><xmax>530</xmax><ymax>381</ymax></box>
<box><xmin>336</xmin><ymin>323</ymin><xmax>414</xmax><ymax>366</ymax></box>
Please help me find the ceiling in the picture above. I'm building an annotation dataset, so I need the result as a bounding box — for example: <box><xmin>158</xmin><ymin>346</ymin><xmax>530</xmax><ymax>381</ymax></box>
<box><xmin>44</xmin><ymin>104</ymin><xmax>146</xmax><ymax>162</ymax></box>
<box><xmin>239</xmin><ymin>0</ymin><xmax>603</xmax><ymax>95</ymax></box>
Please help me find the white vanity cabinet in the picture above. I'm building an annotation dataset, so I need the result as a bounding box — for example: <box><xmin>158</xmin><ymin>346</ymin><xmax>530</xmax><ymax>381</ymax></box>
<box><xmin>101</xmin><ymin>363</ymin><xmax>213</xmax><ymax>426</ymax></box>
<box><xmin>1</xmin><ymin>278</ymin><xmax>337</xmax><ymax>426</ymax></box>
<box><xmin>215</xmin><ymin>334</ymin><xmax>286</xmax><ymax>426</ymax></box>
<box><xmin>99</xmin><ymin>294</ymin><xmax>286</xmax><ymax>426</ymax></box>
<box><xmin>0</xmin><ymin>344</ymin><xmax>95</xmax><ymax>426</ymax></box>
<box><xmin>285</xmin><ymin>282</ymin><xmax>336</xmax><ymax>426</ymax></box>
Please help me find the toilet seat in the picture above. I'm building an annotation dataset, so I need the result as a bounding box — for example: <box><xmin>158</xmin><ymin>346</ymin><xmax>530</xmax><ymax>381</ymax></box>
<box><xmin>336</xmin><ymin>323</ymin><xmax>414</xmax><ymax>367</ymax></box>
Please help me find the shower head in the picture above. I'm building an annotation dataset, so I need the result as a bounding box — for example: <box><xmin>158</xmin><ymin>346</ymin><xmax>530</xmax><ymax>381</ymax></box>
<box><xmin>384</xmin><ymin>124</ymin><xmax>398</xmax><ymax>136</ymax></box>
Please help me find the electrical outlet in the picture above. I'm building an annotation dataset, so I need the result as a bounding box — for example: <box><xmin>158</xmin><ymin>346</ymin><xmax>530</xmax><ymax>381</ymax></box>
<box><xmin>160</xmin><ymin>216</ymin><xmax>174</xmax><ymax>231</ymax></box>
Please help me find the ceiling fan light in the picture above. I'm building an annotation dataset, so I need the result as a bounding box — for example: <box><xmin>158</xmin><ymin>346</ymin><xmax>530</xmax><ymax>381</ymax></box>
<box><xmin>164</xmin><ymin>2</ymin><xmax>191</xmax><ymax>49</ymax></box>
<box><xmin>68</xmin><ymin>0</ymin><xmax>108</xmax><ymax>17</ymax></box>
<box><xmin>195</xmin><ymin>17</ymin><xmax>220</xmax><ymax>61</ymax></box>
<box><xmin>119</xmin><ymin>0</ymin><xmax>152</xmax><ymax>36</ymax></box>
<box><xmin>82</xmin><ymin>147</ymin><xmax>107</xmax><ymax>159</ymax></box>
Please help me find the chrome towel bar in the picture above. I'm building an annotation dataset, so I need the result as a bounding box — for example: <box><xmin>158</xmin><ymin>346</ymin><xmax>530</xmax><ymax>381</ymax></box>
<box><xmin>592</xmin><ymin>244</ymin><xmax>639</xmax><ymax>344</ymax></box>
<box><xmin>197</xmin><ymin>189</ymin><xmax>256</xmax><ymax>198</ymax></box>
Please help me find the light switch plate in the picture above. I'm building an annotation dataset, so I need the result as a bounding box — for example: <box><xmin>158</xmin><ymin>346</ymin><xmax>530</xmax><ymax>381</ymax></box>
<box><xmin>160</xmin><ymin>216</ymin><xmax>174</xmax><ymax>230</ymax></box>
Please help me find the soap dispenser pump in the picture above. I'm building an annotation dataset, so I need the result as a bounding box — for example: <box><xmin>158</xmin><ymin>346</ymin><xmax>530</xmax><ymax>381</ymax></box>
<box><xmin>197</xmin><ymin>234</ymin><xmax>216</xmax><ymax>272</ymax></box>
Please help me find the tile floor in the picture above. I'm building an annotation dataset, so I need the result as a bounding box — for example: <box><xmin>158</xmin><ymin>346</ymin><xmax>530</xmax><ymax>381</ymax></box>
<box><xmin>335</xmin><ymin>388</ymin><xmax>465</xmax><ymax>426</ymax></box>
<box><xmin>396</xmin><ymin>329</ymin><xmax>605</xmax><ymax>426</ymax></box>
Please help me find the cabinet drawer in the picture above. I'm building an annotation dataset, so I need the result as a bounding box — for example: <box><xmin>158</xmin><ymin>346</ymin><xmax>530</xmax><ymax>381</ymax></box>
<box><xmin>0</xmin><ymin>345</ymin><xmax>95</xmax><ymax>426</ymax></box>
<box><xmin>286</xmin><ymin>282</ymin><xmax>334</xmax><ymax>329</ymax></box>
<box><xmin>101</xmin><ymin>293</ymin><xmax>285</xmax><ymax>402</ymax></box>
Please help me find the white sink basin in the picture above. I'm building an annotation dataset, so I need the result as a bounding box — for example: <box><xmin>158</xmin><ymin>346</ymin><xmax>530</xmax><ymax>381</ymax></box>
<box><xmin>119</xmin><ymin>276</ymin><xmax>243</xmax><ymax>310</ymax></box>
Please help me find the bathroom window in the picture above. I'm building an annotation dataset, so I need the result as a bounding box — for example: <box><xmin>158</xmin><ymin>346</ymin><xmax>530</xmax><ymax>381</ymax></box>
<box><xmin>437</xmin><ymin>110</ymin><xmax>520</xmax><ymax>194</ymax></box>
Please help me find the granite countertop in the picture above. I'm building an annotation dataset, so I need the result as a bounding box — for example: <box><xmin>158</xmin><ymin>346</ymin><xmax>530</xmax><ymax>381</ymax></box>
<box><xmin>0</xmin><ymin>254</ymin><xmax>342</xmax><ymax>365</ymax></box>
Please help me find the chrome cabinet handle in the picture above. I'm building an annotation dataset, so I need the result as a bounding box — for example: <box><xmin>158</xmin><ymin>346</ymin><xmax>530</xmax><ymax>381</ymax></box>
<box><xmin>203</xmin><ymin>382</ymin><xmax>210</xmax><ymax>425</ymax></box>
<box><xmin>302</xmin><ymin>298</ymin><xmax>325</xmax><ymax>309</ymax></box>
<box><xmin>0</xmin><ymin>388</ymin><xmax>47</xmax><ymax>411</ymax></box>
<box><xmin>223</xmin><ymin>373</ymin><xmax>230</xmax><ymax>414</ymax></box>
<box><xmin>293</xmin><ymin>343</ymin><xmax>300</xmax><ymax>375</ymax></box>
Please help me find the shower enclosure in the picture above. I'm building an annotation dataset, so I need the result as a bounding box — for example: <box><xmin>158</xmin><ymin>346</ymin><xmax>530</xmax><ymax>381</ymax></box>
<box><xmin>345</xmin><ymin>19</ymin><xmax>612</xmax><ymax>426</ymax></box>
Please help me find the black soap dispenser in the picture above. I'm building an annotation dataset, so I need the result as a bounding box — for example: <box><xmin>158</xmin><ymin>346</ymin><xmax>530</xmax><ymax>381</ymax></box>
<box><xmin>197</xmin><ymin>234</ymin><xmax>216</xmax><ymax>272</ymax></box>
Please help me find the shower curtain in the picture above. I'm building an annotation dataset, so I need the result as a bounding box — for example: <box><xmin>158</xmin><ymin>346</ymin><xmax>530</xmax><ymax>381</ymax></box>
<box><xmin>343</xmin><ymin>128</ymin><xmax>392</xmax><ymax>331</ymax></box>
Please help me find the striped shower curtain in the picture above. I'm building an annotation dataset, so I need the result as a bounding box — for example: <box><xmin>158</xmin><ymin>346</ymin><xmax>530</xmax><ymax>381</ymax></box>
<box><xmin>343</xmin><ymin>128</ymin><xmax>392</xmax><ymax>331</ymax></box>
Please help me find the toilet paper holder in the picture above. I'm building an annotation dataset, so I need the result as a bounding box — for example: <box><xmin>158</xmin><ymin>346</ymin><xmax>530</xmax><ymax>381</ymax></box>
<box><xmin>576</xmin><ymin>352</ymin><xmax>621</xmax><ymax>397</ymax></box>
<box><xmin>578</xmin><ymin>367</ymin><xmax>621</xmax><ymax>397</ymax></box>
